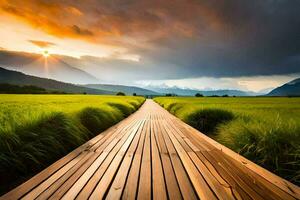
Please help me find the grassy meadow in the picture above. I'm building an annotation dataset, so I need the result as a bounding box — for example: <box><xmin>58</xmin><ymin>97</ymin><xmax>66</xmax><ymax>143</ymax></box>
<box><xmin>0</xmin><ymin>94</ymin><xmax>145</xmax><ymax>193</ymax></box>
<box><xmin>154</xmin><ymin>97</ymin><xmax>300</xmax><ymax>185</ymax></box>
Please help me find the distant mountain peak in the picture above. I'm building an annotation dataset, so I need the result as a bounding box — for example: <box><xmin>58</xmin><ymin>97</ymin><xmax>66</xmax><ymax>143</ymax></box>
<box><xmin>267</xmin><ymin>77</ymin><xmax>300</xmax><ymax>96</ymax></box>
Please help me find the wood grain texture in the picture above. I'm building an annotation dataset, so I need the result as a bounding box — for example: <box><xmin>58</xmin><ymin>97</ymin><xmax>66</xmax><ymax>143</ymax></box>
<box><xmin>1</xmin><ymin>100</ymin><xmax>299</xmax><ymax>200</ymax></box>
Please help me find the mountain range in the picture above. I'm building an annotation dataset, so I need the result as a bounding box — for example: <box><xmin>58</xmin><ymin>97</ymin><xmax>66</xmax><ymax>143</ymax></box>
<box><xmin>0</xmin><ymin>67</ymin><xmax>159</xmax><ymax>95</ymax></box>
<box><xmin>146</xmin><ymin>86</ymin><xmax>262</xmax><ymax>96</ymax></box>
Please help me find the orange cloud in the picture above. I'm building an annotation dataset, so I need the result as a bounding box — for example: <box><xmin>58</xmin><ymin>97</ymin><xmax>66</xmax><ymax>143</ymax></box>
<box><xmin>0</xmin><ymin>1</ymin><xmax>94</xmax><ymax>40</ymax></box>
<box><xmin>28</xmin><ymin>40</ymin><xmax>56</xmax><ymax>48</ymax></box>
<box><xmin>66</xmin><ymin>6</ymin><xmax>83</xmax><ymax>16</ymax></box>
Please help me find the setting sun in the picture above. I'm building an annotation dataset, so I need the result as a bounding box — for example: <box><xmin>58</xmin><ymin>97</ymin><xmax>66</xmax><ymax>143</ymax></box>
<box><xmin>42</xmin><ymin>50</ymin><xmax>49</xmax><ymax>57</ymax></box>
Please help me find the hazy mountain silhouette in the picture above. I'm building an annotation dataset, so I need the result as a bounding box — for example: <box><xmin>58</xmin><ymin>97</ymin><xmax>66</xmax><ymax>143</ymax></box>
<box><xmin>0</xmin><ymin>67</ymin><xmax>112</xmax><ymax>94</ymax></box>
<box><xmin>268</xmin><ymin>78</ymin><xmax>300</xmax><ymax>96</ymax></box>
<box><xmin>84</xmin><ymin>84</ymin><xmax>160</xmax><ymax>96</ymax></box>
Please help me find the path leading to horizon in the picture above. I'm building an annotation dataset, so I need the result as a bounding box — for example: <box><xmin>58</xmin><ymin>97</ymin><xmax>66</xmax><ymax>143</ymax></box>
<box><xmin>2</xmin><ymin>100</ymin><xmax>300</xmax><ymax>200</ymax></box>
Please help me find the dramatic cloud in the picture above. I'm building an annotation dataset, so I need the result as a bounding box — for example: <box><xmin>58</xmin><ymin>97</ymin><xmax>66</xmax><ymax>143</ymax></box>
<box><xmin>1</xmin><ymin>0</ymin><xmax>300</xmax><ymax>80</ymax></box>
<box><xmin>71</xmin><ymin>25</ymin><xmax>93</xmax><ymax>36</ymax></box>
<box><xmin>28</xmin><ymin>40</ymin><xmax>56</xmax><ymax>48</ymax></box>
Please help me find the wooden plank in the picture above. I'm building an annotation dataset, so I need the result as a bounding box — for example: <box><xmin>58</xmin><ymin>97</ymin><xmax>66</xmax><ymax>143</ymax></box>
<box><xmin>159</xmin><ymin>118</ymin><xmax>198</xmax><ymax>200</ymax></box>
<box><xmin>121</xmin><ymin>117</ymin><xmax>148</xmax><ymax>200</ymax></box>
<box><xmin>137</xmin><ymin>118</ymin><xmax>152</xmax><ymax>200</ymax></box>
<box><xmin>152</xmin><ymin>118</ymin><xmax>182</xmax><ymax>200</ymax></box>
<box><xmin>150</xmin><ymin>117</ymin><xmax>168</xmax><ymax>200</ymax></box>
<box><xmin>105</xmin><ymin>120</ymin><xmax>146</xmax><ymax>200</ymax></box>
<box><xmin>162</xmin><ymin>120</ymin><xmax>217</xmax><ymax>200</ymax></box>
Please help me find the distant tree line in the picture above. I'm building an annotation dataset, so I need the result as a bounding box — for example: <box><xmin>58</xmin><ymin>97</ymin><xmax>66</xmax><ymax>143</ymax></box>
<box><xmin>195</xmin><ymin>93</ymin><xmax>233</xmax><ymax>97</ymax></box>
<box><xmin>165</xmin><ymin>93</ymin><xmax>177</xmax><ymax>97</ymax></box>
<box><xmin>115</xmin><ymin>92</ymin><xmax>151</xmax><ymax>97</ymax></box>
<box><xmin>0</xmin><ymin>83</ymin><xmax>66</xmax><ymax>94</ymax></box>
<box><xmin>114</xmin><ymin>91</ymin><xmax>236</xmax><ymax>98</ymax></box>
<box><xmin>160</xmin><ymin>92</ymin><xmax>235</xmax><ymax>97</ymax></box>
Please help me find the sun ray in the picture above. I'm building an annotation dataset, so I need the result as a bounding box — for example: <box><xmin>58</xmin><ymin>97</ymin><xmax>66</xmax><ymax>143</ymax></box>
<box><xmin>42</xmin><ymin>50</ymin><xmax>50</xmax><ymax>78</ymax></box>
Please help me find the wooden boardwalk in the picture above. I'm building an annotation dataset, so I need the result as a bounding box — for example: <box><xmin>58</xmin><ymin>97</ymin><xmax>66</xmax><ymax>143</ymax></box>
<box><xmin>2</xmin><ymin>100</ymin><xmax>300</xmax><ymax>200</ymax></box>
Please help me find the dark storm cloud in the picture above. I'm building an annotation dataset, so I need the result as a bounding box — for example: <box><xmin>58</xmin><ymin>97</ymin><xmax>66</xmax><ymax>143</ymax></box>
<box><xmin>128</xmin><ymin>0</ymin><xmax>300</xmax><ymax>78</ymax></box>
<box><xmin>1</xmin><ymin>0</ymin><xmax>300</xmax><ymax>79</ymax></box>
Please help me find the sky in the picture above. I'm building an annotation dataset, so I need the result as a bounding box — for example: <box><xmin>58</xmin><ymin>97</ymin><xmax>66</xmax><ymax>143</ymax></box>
<box><xmin>0</xmin><ymin>0</ymin><xmax>300</xmax><ymax>92</ymax></box>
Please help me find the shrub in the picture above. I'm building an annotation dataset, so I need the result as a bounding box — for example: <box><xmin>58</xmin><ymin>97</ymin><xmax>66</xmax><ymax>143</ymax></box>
<box><xmin>166</xmin><ymin>93</ymin><xmax>176</xmax><ymax>97</ymax></box>
<box><xmin>107</xmin><ymin>102</ymin><xmax>135</xmax><ymax>117</ymax></box>
<box><xmin>185</xmin><ymin>108</ymin><xmax>234</xmax><ymax>134</ymax></box>
<box><xmin>195</xmin><ymin>93</ymin><xmax>203</xmax><ymax>97</ymax></box>
<box><xmin>116</xmin><ymin>92</ymin><xmax>125</xmax><ymax>96</ymax></box>
<box><xmin>129</xmin><ymin>100</ymin><xmax>141</xmax><ymax>110</ymax></box>
<box><xmin>78</xmin><ymin>107</ymin><xmax>120</xmax><ymax>134</ymax></box>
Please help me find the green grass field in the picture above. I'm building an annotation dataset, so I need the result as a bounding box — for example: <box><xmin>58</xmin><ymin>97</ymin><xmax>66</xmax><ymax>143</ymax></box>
<box><xmin>0</xmin><ymin>94</ymin><xmax>145</xmax><ymax>194</ymax></box>
<box><xmin>154</xmin><ymin>97</ymin><xmax>300</xmax><ymax>185</ymax></box>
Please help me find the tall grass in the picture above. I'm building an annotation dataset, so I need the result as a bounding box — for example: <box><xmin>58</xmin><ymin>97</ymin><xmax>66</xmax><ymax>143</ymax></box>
<box><xmin>0</xmin><ymin>95</ymin><xmax>145</xmax><ymax>194</ymax></box>
<box><xmin>154</xmin><ymin>97</ymin><xmax>300</xmax><ymax>185</ymax></box>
